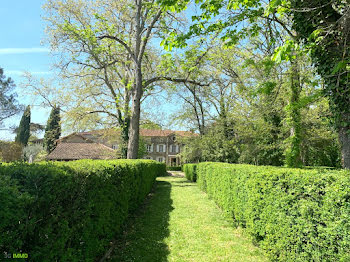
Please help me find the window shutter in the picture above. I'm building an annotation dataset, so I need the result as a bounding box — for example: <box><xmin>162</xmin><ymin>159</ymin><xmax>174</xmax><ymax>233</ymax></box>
<box><xmin>176</xmin><ymin>145</ymin><xmax>179</xmax><ymax>153</ymax></box>
<box><xmin>156</xmin><ymin>144</ymin><xmax>159</xmax><ymax>152</ymax></box>
<box><xmin>151</xmin><ymin>144</ymin><xmax>153</xmax><ymax>152</ymax></box>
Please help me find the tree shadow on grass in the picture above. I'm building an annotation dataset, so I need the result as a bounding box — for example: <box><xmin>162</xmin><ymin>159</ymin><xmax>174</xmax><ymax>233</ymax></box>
<box><xmin>172</xmin><ymin>180</ymin><xmax>195</xmax><ymax>184</ymax></box>
<box><xmin>109</xmin><ymin>180</ymin><xmax>173</xmax><ymax>262</ymax></box>
<box><xmin>171</xmin><ymin>179</ymin><xmax>197</xmax><ymax>188</ymax></box>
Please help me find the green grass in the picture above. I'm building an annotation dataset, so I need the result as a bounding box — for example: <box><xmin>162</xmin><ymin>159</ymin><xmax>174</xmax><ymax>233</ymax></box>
<box><xmin>109</xmin><ymin>174</ymin><xmax>267</xmax><ymax>262</ymax></box>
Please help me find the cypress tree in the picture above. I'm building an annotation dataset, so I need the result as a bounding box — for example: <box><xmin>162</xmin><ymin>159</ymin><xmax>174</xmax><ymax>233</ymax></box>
<box><xmin>15</xmin><ymin>105</ymin><xmax>31</xmax><ymax>146</ymax></box>
<box><xmin>44</xmin><ymin>106</ymin><xmax>61</xmax><ymax>153</ymax></box>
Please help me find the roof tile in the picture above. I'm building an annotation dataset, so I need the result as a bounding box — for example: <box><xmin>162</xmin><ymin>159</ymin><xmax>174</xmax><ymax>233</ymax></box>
<box><xmin>47</xmin><ymin>143</ymin><xmax>118</xmax><ymax>160</ymax></box>
<box><xmin>76</xmin><ymin>129</ymin><xmax>197</xmax><ymax>138</ymax></box>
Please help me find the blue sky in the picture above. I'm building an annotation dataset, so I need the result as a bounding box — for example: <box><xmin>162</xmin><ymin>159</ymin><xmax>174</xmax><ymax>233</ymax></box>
<box><xmin>0</xmin><ymin>1</ymin><xmax>193</xmax><ymax>141</ymax></box>
<box><xmin>0</xmin><ymin>0</ymin><xmax>53</xmax><ymax>140</ymax></box>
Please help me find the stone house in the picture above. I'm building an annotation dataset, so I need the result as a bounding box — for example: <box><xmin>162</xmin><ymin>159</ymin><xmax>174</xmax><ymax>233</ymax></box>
<box><xmin>47</xmin><ymin>129</ymin><xmax>196</xmax><ymax>165</ymax></box>
<box><xmin>140</xmin><ymin>129</ymin><xmax>195</xmax><ymax>166</ymax></box>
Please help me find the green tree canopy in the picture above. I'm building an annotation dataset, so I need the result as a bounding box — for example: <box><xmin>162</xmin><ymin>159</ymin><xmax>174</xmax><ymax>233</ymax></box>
<box><xmin>0</xmin><ymin>67</ymin><xmax>21</xmax><ymax>125</ymax></box>
<box><xmin>290</xmin><ymin>0</ymin><xmax>350</xmax><ymax>168</ymax></box>
<box><xmin>15</xmin><ymin>105</ymin><xmax>31</xmax><ymax>146</ymax></box>
<box><xmin>44</xmin><ymin>106</ymin><xmax>61</xmax><ymax>153</ymax></box>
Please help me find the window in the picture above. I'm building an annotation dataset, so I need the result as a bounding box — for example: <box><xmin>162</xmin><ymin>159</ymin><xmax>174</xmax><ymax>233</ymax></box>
<box><xmin>145</xmin><ymin>156</ymin><xmax>152</xmax><ymax>160</ymax></box>
<box><xmin>158</xmin><ymin>144</ymin><xmax>164</xmax><ymax>152</ymax></box>
<box><xmin>112</xmin><ymin>144</ymin><xmax>118</xmax><ymax>150</ymax></box>
<box><xmin>147</xmin><ymin>144</ymin><xmax>152</xmax><ymax>152</ymax></box>
<box><xmin>157</xmin><ymin>157</ymin><xmax>163</xmax><ymax>162</ymax></box>
<box><xmin>169</xmin><ymin>145</ymin><xmax>178</xmax><ymax>153</ymax></box>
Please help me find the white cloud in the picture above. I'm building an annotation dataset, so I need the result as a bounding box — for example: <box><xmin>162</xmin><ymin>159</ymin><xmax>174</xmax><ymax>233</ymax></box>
<box><xmin>6</xmin><ymin>70</ymin><xmax>52</xmax><ymax>76</ymax></box>
<box><xmin>0</xmin><ymin>47</ymin><xmax>50</xmax><ymax>55</ymax></box>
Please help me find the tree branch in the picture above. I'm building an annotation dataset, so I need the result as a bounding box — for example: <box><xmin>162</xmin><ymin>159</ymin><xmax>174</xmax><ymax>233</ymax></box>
<box><xmin>143</xmin><ymin>76</ymin><xmax>209</xmax><ymax>88</ymax></box>
<box><xmin>84</xmin><ymin>110</ymin><xmax>119</xmax><ymax>119</ymax></box>
<box><xmin>97</xmin><ymin>35</ymin><xmax>136</xmax><ymax>62</ymax></box>
<box><xmin>138</xmin><ymin>9</ymin><xmax>162</xmax><ymax>62</ymax></box>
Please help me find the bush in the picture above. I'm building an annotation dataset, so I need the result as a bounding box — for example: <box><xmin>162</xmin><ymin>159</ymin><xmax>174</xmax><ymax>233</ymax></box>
<box><xmin>22</xmin><ymin>144</ymin><xmax>44</xmax><ymax>162</ymax></box>
<box><xmin>0</xmin><ymin>141</ymin><xmax>22</xmax><ymax>162</ymax></box>
<box><xmin>183</xmin><ymin>163</ymin><xmax>197</xmax><ymax>182</ymax></box>
<box><xmin>0</xmin><ymin>159</ymin><xmax>165</xmax><ymax>261</ymax></box>
<box><xmin>33</xmin><ymin>149</ymin><xmax>48</xmax><ymax>162</ymax></box>
<box><xmin>194</xmin><ymin>162</ymin><xmax>350</xmax><ymax>261</ymax></box>
<box><xmin>166</xmin><ymin>166</ymin><xmax>182</xmax><ymax>171</ymax></box>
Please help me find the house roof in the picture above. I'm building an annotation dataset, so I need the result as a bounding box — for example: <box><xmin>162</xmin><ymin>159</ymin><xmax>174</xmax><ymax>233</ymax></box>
<box><xmin>139</xmin><ymin>129</ymin><xmax>197</xmax><ymax>137</ymax></box>
<box><xmin>47</xmin><ymin>142</ymin><xmax>118</xmax><ymax>160</ymax></box>
<box><xmin>74</xmin><ymin>129</ymin><xmax>197</xmax><ymax>138</ymax></box>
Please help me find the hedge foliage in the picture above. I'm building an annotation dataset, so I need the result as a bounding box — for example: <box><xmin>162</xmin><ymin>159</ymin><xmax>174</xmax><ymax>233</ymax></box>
<box><xmin>166</xmin><ymin>166</ymin><xmax>182</xmax><ymax>171</ymax></box>
<box><xmin>183</xmin><ymin>162</ymin><xmax>350</xmax><ymax>261</ymax></box>
<box><xmin>0</xmin><ymin>159</ymin><xmax>165</xmax><ymax>261</ymax></box>
<box><xmin>183</xmin><ymin>163</ymin><xmax>197</xmax><ymax>182</ymax></box>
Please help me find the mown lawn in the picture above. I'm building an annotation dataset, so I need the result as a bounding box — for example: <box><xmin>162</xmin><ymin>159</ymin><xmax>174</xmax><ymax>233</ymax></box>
<box><xmin>109</xmin><ymin>174</ymin><xmax>267</xmax><ymax>262</ymax></box>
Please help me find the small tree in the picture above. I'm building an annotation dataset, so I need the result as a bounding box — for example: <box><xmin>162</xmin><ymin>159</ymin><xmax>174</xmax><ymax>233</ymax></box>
<box><xmin>15</xmin><ymin>105</ymin><xmax>31</xmax><ymax>146</ymax></box>
<box><xmin>137</xmin><ymin>137</ymin><xmax>147</xmax><ymax>159</ymax></box>
<box><xmin>44</xmin><ymin>106</ymin><xmax>61</xmax><ymax>153</ymax></box>
<box><xmin>0</xmin><ymin>141</ymin><xmax>22</xmax><ymax>162</ymax></box>
<box><xmin>22</xmin><ymin>144</ymin><xmax>44</xmax><ymax>162</ymax></box>
<box><xmin>0</xmin><ymin>67</ymin><xmax>21</xmax><ymax>125</ymax></box>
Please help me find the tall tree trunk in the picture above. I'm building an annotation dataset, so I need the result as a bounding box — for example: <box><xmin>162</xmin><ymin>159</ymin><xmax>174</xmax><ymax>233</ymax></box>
<box><xmin>120</xmin><ymin>118</ymin><xmax>130</xmax><ymax>158</ymax></box>
<box><xmin>119</xmin><ymin>90</ymin><xmax>131</xmax><ymax>158</ymax></box>
<box><xmin>127</xmin><ymin>0</ymin><xmax>142</xmax><ymax>159</ymax></box>
<box><xmin>339</xmin><ymin>125</ymin><xmax>350</xmax><ymax>169</ymax></box>
<box><xmin>127</xmin><ymin>68</ymin><xmax>143</xmax><ymax>159</ymax></box>
<box><xmin>285</xmin><ymin>59</ymin><xmax>303</xmax><ymax>168</ymax></box>
<box><xmin>219</xmin><ymin>98</ymin><xmax>230</xmax><ymax>139</ymax></box>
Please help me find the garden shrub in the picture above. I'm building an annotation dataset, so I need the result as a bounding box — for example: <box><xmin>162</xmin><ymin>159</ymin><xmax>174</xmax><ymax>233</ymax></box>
<box><xmin>183</xmin><ymin>163</ymin><xmax>197</xmax><ymax>182</ymax></box>
<box><xmin>0</xmin><ymin>160</ymin><xmax>165</xmax><ymax>261</ymax></box>
<box><xmin>194</xmin><ymin>162</ymin><xmax>350</xmax><ymax>261</ymax></box>
<box><xmin>166</xmin><ymin>166</ymin><xmax>182</xmax><ymax>171</ymax></box>
<box><xmin>0</xmin><ymin>141</ymin><xmax>22</xmax><ymax>162</ymax></box>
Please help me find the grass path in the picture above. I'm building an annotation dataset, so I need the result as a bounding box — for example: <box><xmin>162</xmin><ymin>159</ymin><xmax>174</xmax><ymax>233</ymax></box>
<box><xmin>109</xmin><ymin>173</ymin><xmax>267</xmax><ymax>262</ymax></box>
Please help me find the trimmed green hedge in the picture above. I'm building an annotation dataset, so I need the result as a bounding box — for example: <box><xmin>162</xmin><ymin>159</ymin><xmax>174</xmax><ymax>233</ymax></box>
<box><xmin>0</xmin><ymin>160</ymin><xmax>165</xmax><ymax>261</ymax></box>
<box><xmin>166</xmin><ymin>166</ymin><xmax>182</xmax><ymax>171</ymax></box>
<box><xmin>188</xmin><ymin>162</ymin><xmax>350</xmax><ymax>261</ymax></box>
<box><xmin>183</xmin><ymin>164</ymin><xmax>197</xmax><ymax>182</ymax></box>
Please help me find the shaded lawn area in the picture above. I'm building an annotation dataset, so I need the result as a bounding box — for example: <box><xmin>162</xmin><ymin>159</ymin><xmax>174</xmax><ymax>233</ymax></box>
<box><xmin>109</xmin><ymin>175</ymin><xmax>267</xmax><ymax>262</ymax></box>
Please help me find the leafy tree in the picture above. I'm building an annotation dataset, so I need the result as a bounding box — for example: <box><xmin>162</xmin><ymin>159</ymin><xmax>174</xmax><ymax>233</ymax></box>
<box><xmin>300</xmin><ymin>97</ymin><xmax>341</xmax><ymax>167</ymax></box>
<box><xmin>44</xmin><ymin>106</ymin><xmax>61</xmax><ymax>153</ymax></box>
<box><xmin>179</xmin><ymin>136</ymin><xmax>202</xmax><ymax>163</ymax></box>
<box><xmin>140</xmin><ymin>120</ymin><xmax>162</xmax><ymax>130</ymax></box>
<box><xmin>288</xmin><ymin>0</ymin><xmax>350</xmax><ymax>168</ymax></box>
<box><xmin>138</xmin><ymin>136</ymin><xmax>147</xmax><ymax>159</ymax></box>
<box><xmin>15</xmin><ymin>106</ymin><xmax>31</xmax><ymax>146</ymax></box>
<box><xmin>43</xmin><ymin>0</ymin><xmax>204</xmax><ymax>159</ymax></box>
<box><xmin>22</xmin><ymin>144</ymin><xmax>44</xmax><ymax>162</ymax></box>
<box><xmin>177</xmin><ymin>37</ymin><xmax>339</xmax><ymax>167</ymax></box>
<box><xmin>11</xmin><ymin>122</ymin><xmax>45</xmax><ymax>138</ymax></box>
<box><xmin>0</xmin><ymin>141</ymin><xmax>22</xmax><ymax>162</ymax></box>
<box><xmin>202</xmin><ymin>120</ymin><xmax>240</xmax><ymax>163</ymax></box>
<box><xmin>166</xmin><ymin>43</ymin><xmax>246</xmax><ymax>136</ymax></box>
<box><xmin>23</xmin><ymin>73</ymin><xmax>130</xmax><ymax>156</ymax></box>
<box><xmin>161</xmin><ymin>0</ymin><xmax>348</xmax><ymax>167</ymax></box>
<box><xmin>34</xmin><ymin>149</ymin><xmax>49</xmax><ymax>162</ymax></box>
<box><xmin>0</xmin><ymin>67</ymin><xmax>21</xmax><ymax>125</ymax></box>
<box><xmin>160</xmin><ymin>43</ymin><xmax>213</xmax><ymax>135</ymax></box>
<box><xmin>180</xmin><ymin>118</ymin><xmax>239</xmax><ymax>164</ymax></box>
